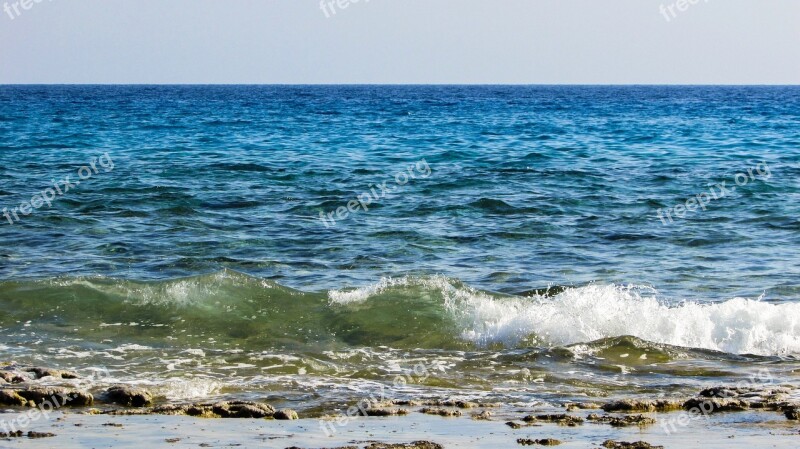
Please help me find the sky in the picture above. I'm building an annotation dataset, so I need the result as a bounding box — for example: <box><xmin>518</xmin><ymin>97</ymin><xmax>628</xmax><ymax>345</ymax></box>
<box><xmin>0</xmin><ymin>0</ymin><xmax>798</xmax><ymax>84</ymax></box>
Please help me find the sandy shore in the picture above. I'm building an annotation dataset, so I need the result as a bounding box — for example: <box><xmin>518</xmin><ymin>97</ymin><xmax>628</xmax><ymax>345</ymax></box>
<box><xmin>2</xmin><ymin>406</ymin><xmax>799</xmax><ymax>449</ymax></box>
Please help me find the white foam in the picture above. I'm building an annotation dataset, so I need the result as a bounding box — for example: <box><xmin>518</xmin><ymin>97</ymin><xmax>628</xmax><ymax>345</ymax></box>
<box><xmin>449</xmin><ymin>283</ymin><xmax>800</xmax><ymax>356</ymax></box>
<box><xmin>331</xmin><ymin>277</ymin><xmax>800</xmax><ymax>356</ymax></box>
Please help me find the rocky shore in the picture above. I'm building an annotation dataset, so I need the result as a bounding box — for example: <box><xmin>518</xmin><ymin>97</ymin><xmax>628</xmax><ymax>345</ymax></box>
<box><xmin>2</xmin><ymin>362</ymin><xmax>800</xmax><ymax>448</ymax></box>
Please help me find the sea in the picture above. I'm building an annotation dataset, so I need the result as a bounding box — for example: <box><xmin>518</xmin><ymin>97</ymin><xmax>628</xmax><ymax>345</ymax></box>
<box><xmin>1</xmin><ymin>85</ymin><xmax>799</xmax><ymax>412</ymax></box>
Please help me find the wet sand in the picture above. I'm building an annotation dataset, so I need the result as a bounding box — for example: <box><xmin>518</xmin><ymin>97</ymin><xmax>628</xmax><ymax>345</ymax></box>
<box><xmin>2</xmin><ymin>406</ymin><xmax>799</xmax><ymax>449</ymax></box>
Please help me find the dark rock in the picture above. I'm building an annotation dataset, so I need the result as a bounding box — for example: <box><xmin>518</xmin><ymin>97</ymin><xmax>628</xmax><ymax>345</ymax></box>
<box><xmin>0</xmin><ymin>389</ymin><xmax>28</xmax><ymax>406</ymax></box>
<box><xmin>682</xmin><ymin>397</ymin><xmax>749</xmax><ymax>413</ymax></box>
<box><xmin>600</xmin><ymin>441</ymin><xmax>663</xmax><ymax>449</ymax></box>
<box><xmin>523</xmin><ymin>414</ymin><xmax>583</xmax><ymax>426</ymax></box>
<box><xmin>103</xmin><ymin>385</ymin><xmax>154</xmax><ymax>407</ymax></box>
<box><xmin>26</xmin><ymin>367</ymin><xmax>80</xmax><ymax>380</ymax></box>
<box><xmin>506</xmin><ymin>421</ymin><xmax>522</xmax><ymax>429</ymax></box>
<box><xmin>27</xmin><ymin>431</ymin><xmax>56</xmax><ymax>438</ymax></box>
<box><xmin>364</xmin><ymin>442</ymin><xmax>444</xmax><ymax>449</ymax></box>
<box><xmin>586</xmin><ymin>413</ymin><xmax>656</xmax><ymax>427</ymax></box>
<box><xmin>517</xmin><ymin>439</ymin><xmax>562</xmax><ymax>446</ymax></box>
<box><xmin>364</xmin><ymin>408</ymin><xmax>408</xmax><ymax>416</ymax></box>
<box><xmin>0</xmin><ymin>430</ymin><xmax>24</xmax><ymax>438</ymax></box>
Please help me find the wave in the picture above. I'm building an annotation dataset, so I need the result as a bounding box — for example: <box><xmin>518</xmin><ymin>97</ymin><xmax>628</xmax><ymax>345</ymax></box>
<box><xmin>1</xmin><ymin>271</ymin><xmax>799</xmax><ymax>356</ymax></box>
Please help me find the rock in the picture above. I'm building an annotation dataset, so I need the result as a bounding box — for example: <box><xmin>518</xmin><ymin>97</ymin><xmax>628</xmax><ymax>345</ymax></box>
<box><xmin>506</xmin><ymin>421</ymin><xmax>522</xmax><ymax>429</ymax></box>
<box><xmin>151</xmin><ymin>404</ymin><xmax>189</xmax><ymax>415</ymax></box>
<box><xmin>364</xmin><ymin>442</ymin><xmax>444</xmax><ymax>449</ymax></box>
<box><xmin>274</xmin><ymin>409</ymin><xmax>299</xmax><ymax>420</ymax></box>
<box><xmin>586</xmin><ymin>413</ymin><xmax>656</xmax><ymax>427</ymax></box>
<box><xmin>0</xmin><ymin>370</ymin><xmax>30</xmax><ymax>384</ymax></box>
<box><xmin>211</xmin><ymin>401</ymin><xmax>275</xmax><ymax>418</ymax></box>
<box><xmin>565</xmin><ymin>402</ymin><xmax>601</xmax><ymax>411</ymax></box>
<box><xmin>443</xmin><ymin>399</ymin><xmax>477</xmax><ymax>409</ymax></box>
<box><xmin>287</xmin><ymin>444</ymin><xmax>442</xmax><ymax>449</ymax></box>
<box><xmin>106</xmin><ymin>400</ymin><xmax>279</xmax><ymax>419</ymax></box>
<box><xmin>471</xmin><ymin>410</ymin><xmax>492</xmax><ymax>420</ymax></box>
<box><xmin>419</xmin><ymin>407</ymin><xmax>462</xmax><ymax>417</ymax></box>
<box><xmin>27</xmin><ymin>431</ymin><xmax>56</xmax><ymax>439</ymax></box>
<box><xmin>393</xmin><ymin>400</ymin><xmax>423</xmax><ymax>407</ymax></box>
<box><xmin>698</xmin><ymin>386</ymin><xmax>753</xmax><ymax>398</ymax></box>
<box><xmin>103</xmin><ymin>386</ymin><xmax>154</xmax><ymax>407</ymax></box>
<box><xmin>0</xmin><ymin>430</ymin><xmax>24</xmax><ymax>438</ymax></box>
<box><xmin>783</xmin><ymin>405</ymin><xmax>799</xmax><ymax>420</ymax></box>
<box><xmin>364</xmin><ymin>408</ymin><xmax>408</xmax><ymax>416</ymax></box>
<box><xmin>26</xmin><ymin>367</ymin><xmax>80</xmax><ymax>379</ymax></box>
<box><xmin>523</xmin><ymin>414</ymin><xmax>583</xmax><ymax>426</ymax></box>
<box><xmin>600</xmin><ymin>441</ymin><xmax>663</xmax><ymax>449</ymax></box>
<box><xmin>602</xmin><ymin>399</ymin><xmax>682</xmax><ymax>413</ymax></box>
<box><xmin>682</xmin><ymin>397</ymin><xmax>749</xmax><ymax>413</ymax></box>
<box><xmin>517</xmin><ymin>438</ymin><xmax>562</xmax><ymax>446</ymax></box>
<box><xmin>17</xmin><ymin>387</ymin><xmax>93</xmax><ymax>407</ymax></box>
<box><xmin>0</xmin><ymin>389</ymin><xmax>28</xmax><ymax>406</ymax></box>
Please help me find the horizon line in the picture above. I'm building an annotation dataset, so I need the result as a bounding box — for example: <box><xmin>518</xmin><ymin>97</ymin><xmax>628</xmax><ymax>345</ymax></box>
<box><xmin>1</xmin><ymin>83</ymin><xmax>799</xmax><ymax>87</ymax></box>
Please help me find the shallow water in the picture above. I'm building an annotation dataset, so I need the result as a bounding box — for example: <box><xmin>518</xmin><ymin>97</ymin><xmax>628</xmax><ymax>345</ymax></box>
<box><xmin>1</xmin><ymin>85</ymin><xmax>799</xmax><ymax>406</ymax></box>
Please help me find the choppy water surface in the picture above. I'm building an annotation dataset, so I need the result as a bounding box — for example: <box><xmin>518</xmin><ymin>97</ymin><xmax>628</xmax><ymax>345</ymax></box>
<box><xmin>0</xmin><ymin>86</ymin><xmax>799</xmax><ymax>408</ymax></box>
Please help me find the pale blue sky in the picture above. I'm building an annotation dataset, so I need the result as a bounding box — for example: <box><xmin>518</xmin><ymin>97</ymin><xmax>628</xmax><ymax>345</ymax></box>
<box><xmin>1</xmin><ymin>0</ymin><xmax>798</xmax><ymax>84</ymax></box>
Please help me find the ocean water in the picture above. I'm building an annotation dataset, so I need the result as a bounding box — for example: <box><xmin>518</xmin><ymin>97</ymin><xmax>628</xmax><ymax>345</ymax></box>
<box><xmin>1</xmin><ymin>85</ymin><xmax>799</xmax><ymax>409</ymax></box>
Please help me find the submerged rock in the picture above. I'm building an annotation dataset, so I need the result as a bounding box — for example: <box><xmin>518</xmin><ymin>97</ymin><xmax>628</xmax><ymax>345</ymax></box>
<box><xmin>103</xmin><ymin>385</ymin><xmax>153</xmax><ymax>407</ymax></box>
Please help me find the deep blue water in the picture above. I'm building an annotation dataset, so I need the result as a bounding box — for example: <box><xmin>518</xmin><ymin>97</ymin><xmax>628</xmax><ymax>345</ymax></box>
<box><xmin>1</xmin><ymin>85</ymin><xmax>799</xmax><ymax>302</ymax></box>
<box><xmin>2</xmin><ymin>86</ymin><xmax>800</xmax><ymax>404</ymax></box>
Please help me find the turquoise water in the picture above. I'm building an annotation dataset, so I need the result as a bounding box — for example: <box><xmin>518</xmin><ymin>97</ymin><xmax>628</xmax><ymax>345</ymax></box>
<box><xmin>1</xmin><ymin>86</ymin><xmax>799</xmax><ymax>407</ymax></box>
